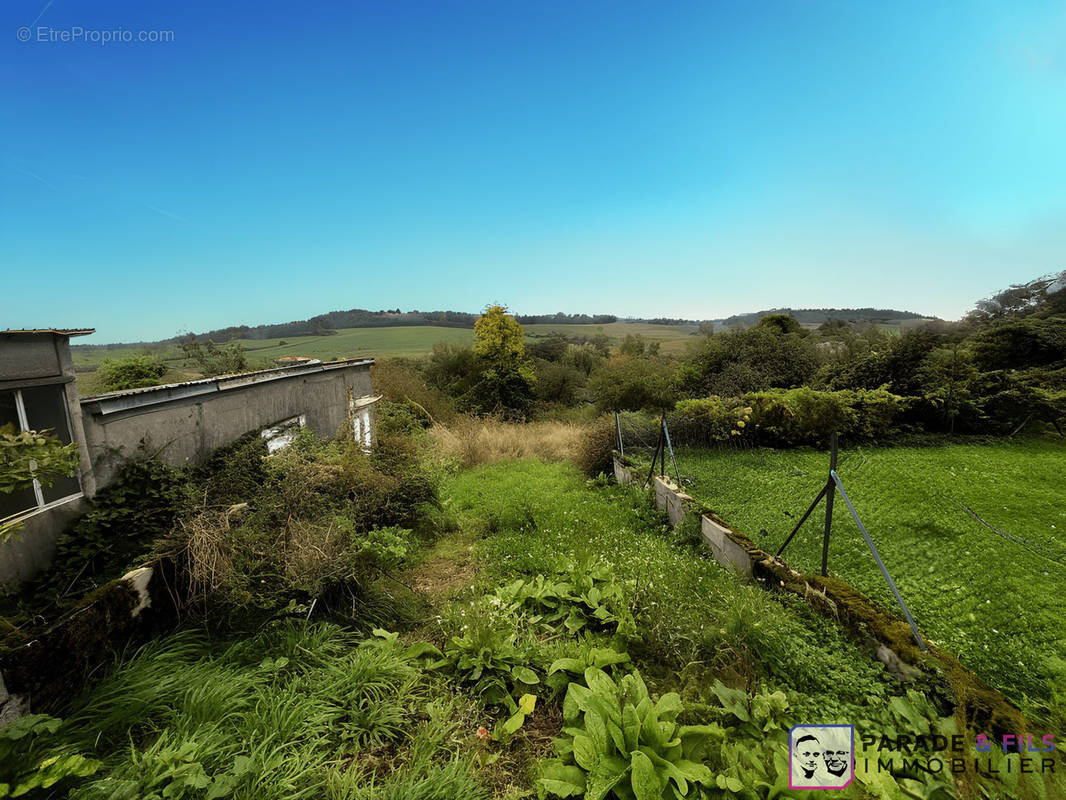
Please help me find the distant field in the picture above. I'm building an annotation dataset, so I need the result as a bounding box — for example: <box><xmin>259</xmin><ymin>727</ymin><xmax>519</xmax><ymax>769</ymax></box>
<box><xmin>634</xmin><ymin>440</ymin><xmax>1066</xmax><ymax>717</ymax></box>
<box><xmin>525</xmin><ymin>321</ymin><xmax>698</xmax><ymax>353</ymax></box>
<box><xmin>71</xmin><ymin>321</ymin><xmax>701</xmax><ymax>369</ymax></box>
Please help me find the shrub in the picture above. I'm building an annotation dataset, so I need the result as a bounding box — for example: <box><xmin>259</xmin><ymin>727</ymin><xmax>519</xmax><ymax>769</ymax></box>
<box><xmin>95</xmin><ymin>355</ymin><xmax>167</xmax><ymax>392</ymax></box>
<box><xmin>674</xmin><ymin>388</ymin><xmax>906</xmax><ymax>446</ymax></box>
<box><xmin>179</xmin><ymin>338</ymin><xmax>248</xmax><ymax>377</ymax></box>
<box><xmin>535</xmin><ymin>361</ymin><xmax>586</xmax><ymax>406</ymax></box>
<box><xmin>671</xmin><ymin>397</ymin><xmax>751</xmax><ymax>443</ymax></box>
<box><xmin>164</xmin><ymin>430</ymin><xmax>437</xmax><ymax>619</ymax></box>
<box><xmin>573</xmin><ymin>414</ymin><xmax>617</xmax><ymax>477</ymax></box>
<box><xmin>371</xmin><ymin>359</ymin><xmax>457</xmax><ymax>423</ymax></box>
<box><xmin>538</xmin><ymin>668</ymin><xmax>715</xmax><ymax>799</ymax></box>
<box><xmin>588</xmin><ymin>356</ymin><xmax>674</xmax><ymax>413</ymax></box>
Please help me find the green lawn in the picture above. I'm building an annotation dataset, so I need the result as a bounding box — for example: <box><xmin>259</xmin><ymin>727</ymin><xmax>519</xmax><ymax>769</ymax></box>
<box><xmin>646</xmin><ymin>439</ymin><xmax>1066</xmax><ymax>718</ymax></box>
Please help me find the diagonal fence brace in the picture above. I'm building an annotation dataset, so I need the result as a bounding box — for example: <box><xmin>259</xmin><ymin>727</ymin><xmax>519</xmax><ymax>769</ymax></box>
<box><xmin>830</xmin><ymin>470</ymin><xmax>926</xmax><ymax>652</ymax></box>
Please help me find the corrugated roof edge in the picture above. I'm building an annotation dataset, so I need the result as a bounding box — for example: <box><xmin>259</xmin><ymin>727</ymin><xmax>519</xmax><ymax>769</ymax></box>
<box><xmin>80</xmin><ymin>357</ymin><xmax>374</xmax><ymax>410</ymax></box>
<box><xmin>2</xmin><ymin>328</ymin><xmax>95</xmax><ymax>336</ymax></box>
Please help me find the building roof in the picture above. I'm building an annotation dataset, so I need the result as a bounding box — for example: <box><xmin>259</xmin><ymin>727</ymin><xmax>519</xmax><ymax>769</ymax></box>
<box><xmin>1</xmin><ymin>328</ymin><xmax>95</xmax><ymax>337</ymax></box>
<box><xmin>81</xmin><ymin>357</ymin><xmax>374</xmax><ymax>416</ymax></box>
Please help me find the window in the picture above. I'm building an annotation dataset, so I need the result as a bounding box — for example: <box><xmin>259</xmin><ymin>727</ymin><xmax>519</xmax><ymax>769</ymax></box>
<box><xmin>260</xmin><ymin>415</ymin><xmax>307</xmax><ymax>454</ymax></box>
<box><xmin>0</xmin><ymin>385</ymin><xmax>82</xmax><ymax>522</ymax></box>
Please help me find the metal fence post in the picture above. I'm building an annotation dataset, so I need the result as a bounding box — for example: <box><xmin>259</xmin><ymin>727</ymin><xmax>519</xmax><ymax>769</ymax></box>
<box><xmin>821</xmin><ymin>432</ymin><xmax>838</xmax><ymax>576</ymax></box>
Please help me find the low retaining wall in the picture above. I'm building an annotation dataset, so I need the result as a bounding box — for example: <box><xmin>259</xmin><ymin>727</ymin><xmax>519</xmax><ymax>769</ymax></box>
<box><xmin>612</xmin><ymin>453</ymin><xmax>1024</xmax><ymax>734</ymax></box>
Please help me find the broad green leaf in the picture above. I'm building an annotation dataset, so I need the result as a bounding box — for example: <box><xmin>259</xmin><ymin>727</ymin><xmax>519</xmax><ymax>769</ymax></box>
<box><xmin>564</xmin><ymin>606</ymin><xmax>585</xmax><ymax>634</ymax></box>
<box><xmin>402</xmin><ymin>642</ymin><xmax>443</xmax><ymax>661</ymax></box>
<box><xmin>573</xmin><ymin>734</ymin><xmax>599</xmax><ymax>771</ymax></box>
<box><xmin>585</xmin><ymin>709</ymin><xmax>608</xmax><ymax>752</ymax></box>
<box><xmin>549</xmin><ymin>658</ymin><xmax>586</xmax><ymax>675</ymax></box>
<box><xmin>512</xmin><ymin>665</ymin><xmax>540</xmax><ymax>685</ymax></box>
<box><xmin>653</xmin><ymin>693</ymin><xmax>682</xmax><ymax>719</ymax></box>
<box><xmin>0</xmin><ymin>715</ymin><xmax>62</xmax><ymax>741</ymax></box>
<box><xmin>640</xmin><ymin>706</ymin><xmax>666</xmax><ymax>749</ymax></box>
<box><xmin>630</xmin><ymin>751</ymin><xmax>662</xmax><ymax>800</ymax></box>
<box><xmin>606</xmin><ymin>719</ymin><xmax>627</xmax><ymax>754</ymax></box>
<box><xmin>622</xmin><ymin>705</ymin><xmax>642</xmax><ymax>752</ymax></box>
<box><xmin>539</xmin><ymin>761</ymin><xmax>587</xmax><ymax>797</ymax></box>
<box><xmin>586</xmin><ymin>758</ymin><xmax>629</xmax><ymax>800</ymax></box>
<box><xmin>518</xmin><ymin>693</ymin><xmax>537</xmax><ymax>714</ymax></box>
<box><xmin>584</xmin><ymin>668</ymin><xmax>618</xmax><ymax>698</ymax></box>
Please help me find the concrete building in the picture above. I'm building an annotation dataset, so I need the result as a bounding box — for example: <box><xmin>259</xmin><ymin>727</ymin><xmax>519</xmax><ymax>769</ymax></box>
<box><xmin>0</xmin><ymin>330</ymin><xmax>377</xmax><ymax>588</ymax></box>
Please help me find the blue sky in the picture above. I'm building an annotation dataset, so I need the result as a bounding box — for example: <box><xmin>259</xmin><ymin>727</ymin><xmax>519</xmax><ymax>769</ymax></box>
<box><xmin>3</xmin><ymin>0</ymin><xmax>1065</xmax><ymax>343</ymax></box>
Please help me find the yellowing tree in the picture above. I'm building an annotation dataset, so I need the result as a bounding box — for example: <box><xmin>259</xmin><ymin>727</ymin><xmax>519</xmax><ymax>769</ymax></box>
<box><xmin>473</xmin><ymin>305</ymin><xmax>527</xmax><ymax>363</ymax></box>
<box><xmin>467</xmin><ymin>305</ymin><xmax>536</xmax><ymax>418</ymax></box>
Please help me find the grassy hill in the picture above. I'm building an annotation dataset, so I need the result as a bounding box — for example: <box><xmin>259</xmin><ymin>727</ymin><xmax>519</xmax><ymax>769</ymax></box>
<box><xmin>71</xmin><ymin>321</ymin><xmax>702</xmax><ymax>373</ymax></box>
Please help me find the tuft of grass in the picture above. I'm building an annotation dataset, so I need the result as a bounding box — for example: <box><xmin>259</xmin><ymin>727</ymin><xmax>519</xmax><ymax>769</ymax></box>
<box><xmin>52</xmin><ymin>621</ymin><xmax>474</xmax><ymax>800</ymax></box>
<box><xmin>428</xmin><ymin>418</ymin><xmax>585</xmax><ymax>467</ymax></box>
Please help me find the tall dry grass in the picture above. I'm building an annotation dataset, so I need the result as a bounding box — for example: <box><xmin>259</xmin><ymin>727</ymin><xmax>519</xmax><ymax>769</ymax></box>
<box><xmin>429</xmin><ymin>417</ymin><xmax>588</xmax><ymax>467</ymax></box>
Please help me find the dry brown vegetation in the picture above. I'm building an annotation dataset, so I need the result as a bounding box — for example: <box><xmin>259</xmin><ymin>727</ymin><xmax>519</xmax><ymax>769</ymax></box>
<box><xmin>428</xmin><ymin>417</ymin><xmax>588</xmax><ymax>466</ymax></box>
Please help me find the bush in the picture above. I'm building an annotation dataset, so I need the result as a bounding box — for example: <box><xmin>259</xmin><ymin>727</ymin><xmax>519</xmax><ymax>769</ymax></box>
<box><xmin>588</xmin><ymin>356</ymin><xmax>674</xmax><ymax>413</ymax></box>
<box><xmin>371</xmin><ymin>359</ymin><xmax>457</xmax><ymax>423</ymax></box>
<box><xmin>573</xmin><ymin>414</ymin><xmax>617</xmax><ymax>477</ymax></box>
<box><xmin>165</xmin><ymin>430</ymin><xmax>438</xmax><ymax>619</ymax></box>
<box><xmin>535</xmin><ymin>361</ymin><xmax>586</xmax><ymax>405</ymax></box>
<box><xmin>95</xmin><ymin>355</ymin><xmax>167</xmax><ymax>392</ymax></box>
<box><xmin>672</xmin><ymin>397</ymin><xmax>751</xmax><ymax>442</ymax></box>
<box><xmin>673</xmin><ymin>388</ymin><xmax>906</xmax><ymax>446</ymax></box>
<box><xmin>179</xmin><ymin>338</ymin><xmax>248</xmax><ymax>377</ymax></box>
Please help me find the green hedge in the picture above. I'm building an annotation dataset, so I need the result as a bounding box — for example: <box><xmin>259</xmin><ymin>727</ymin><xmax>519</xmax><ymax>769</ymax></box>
<box><xmin>674</xmin><ymin>387</ymin><xmax>908</xmax><ymax>446</ymax></box>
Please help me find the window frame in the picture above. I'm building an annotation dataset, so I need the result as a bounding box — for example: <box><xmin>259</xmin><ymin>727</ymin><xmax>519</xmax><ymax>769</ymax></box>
<box><xmin>1</xmin><ymin>384</ymin><xmax>83</xmax><ymax>523</ymax></box>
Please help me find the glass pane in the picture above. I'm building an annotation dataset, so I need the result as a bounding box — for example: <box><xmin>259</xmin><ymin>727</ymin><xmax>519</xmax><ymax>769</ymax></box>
<box><xmin>21</xmin><ymin>385</ymin><xmax>73</xmax><ymax>443</ymax></box>
<box><xmin>21</xmin><ymin>385</ymin><xmax>81</xmax><ymax>502</ymax></box>
<box><xmin>0</xmin><ymin>486</ymin><xmax>38</xmax><ymax>521</ymax></box>
<box><xmin>0</xmin><ymin>390</ymin><xmax>18</xmax><ymax>432</ymax></box>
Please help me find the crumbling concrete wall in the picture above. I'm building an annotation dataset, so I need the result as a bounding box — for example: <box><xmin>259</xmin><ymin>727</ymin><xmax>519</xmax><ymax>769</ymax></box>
<box><xmin>80</xmin><ymin>359</ymin><xmax>374</xmax><ymax>487</ymax></box>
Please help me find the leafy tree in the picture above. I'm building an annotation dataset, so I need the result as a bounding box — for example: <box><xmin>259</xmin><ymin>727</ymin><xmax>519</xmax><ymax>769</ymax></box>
<box><xmin>535</xmin><ymin>361</ymin><xmax>586</xmax><ymax>405</ymax></box>
<box><xmin>464</xmin><ymin>306</ymin><xmax>536</xmax><ymax>418</ymax></box>
<box><xmin>180</xmin><ymin>337</ymin><xmax>248</xmax><ymax>377</ymax></box>
<box><xmin>424</xmin><ymin>342</ymin><xmax>480</xmax><ymax>397</ymax></box>
<box><xmin>918</xmin><ymin>346</ymin><xmax>978</xmax><ymax>432</ymax></box>
<box><xmin>969</xmin><ymin>317</ymin><xmax>1066</xmax><ymax>372</ymax></box>
<box><xmin>588</xmin><ymin>356</ymin><xmax>674</xmax><ymax>412</ymax></box>
<box><xmin>473</xmin><ymin>305</ymin><xmax>527</xmax><ymax>363</ymax></box>
<box><xmin>618</xmin><ymin>333</ymin><xmax>660</xmax><ymax>358</ymax></box>
<box><xmin>678</xmin><ymin>316</ymin><xmax>819</xmax><ymax>397</ymax></box>
<box><xmin>95</xmin><ymin>354</ymin><xmax>167</xmax><ymax>391</ymax></box>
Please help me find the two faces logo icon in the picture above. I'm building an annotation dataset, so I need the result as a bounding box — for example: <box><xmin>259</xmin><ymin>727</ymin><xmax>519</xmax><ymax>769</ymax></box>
<box><xmin>790</xmin><ymin>725</ymin><xmax>854</xmax><ymax>789</ymax></box>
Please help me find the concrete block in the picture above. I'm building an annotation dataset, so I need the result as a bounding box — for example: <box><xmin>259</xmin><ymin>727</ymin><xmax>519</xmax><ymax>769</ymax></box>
<box><xmin>0</xmin><ymin>671</ymin><xmax>28</xmax><ymax>728</ymax></box>
<box><xmin>121</xmin><ymin>566</ymin><xmax>154</xmax><ymax>617</ymax></box>
<box><xmin>613</xmin><ymin>455</ymin><xmax>634</xmax><ymax>486</ymax></box>
<box><xmin>701</xmin><ymin>515</ymin><xmax>754</xmax><ymax>577</ymax></box>
<box><xmin>653</xmin><ymin>477</ymin><xmax>693</xmax><ymax>528</ymax></box>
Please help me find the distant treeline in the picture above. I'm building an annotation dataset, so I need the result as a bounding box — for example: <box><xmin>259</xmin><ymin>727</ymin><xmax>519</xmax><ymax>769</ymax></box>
<box><xmin>169</xmin><ymin>310</ymin><xmax>619</xmax><ymax>342</ymax></box>
<box><xmin>718</xmin><ymin>307</ymin><xmax>929</xmax><ymax>328</ymax></box>
<box><xmin>70</xmin><ymin>306</ymin><xmax>929</xmax><ymax>350</ymax></box>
